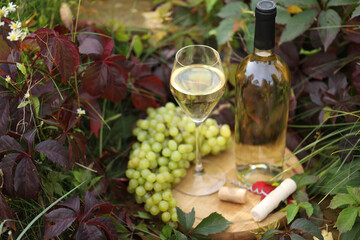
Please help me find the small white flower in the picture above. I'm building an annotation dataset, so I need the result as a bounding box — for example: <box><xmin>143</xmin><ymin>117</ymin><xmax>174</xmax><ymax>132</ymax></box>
<box><xmin>0</xmin><ymin>20</ymin><xmax>4</xmax><ymax>27</ymax></box>
<box><xmin>7</xmin><ymin>2</ymin><xmax>16</xmax><ymax>12</ymax></box>
<box><xmin>77</xmin><ymin>108</ymin><xmax>86</xmax><ymax>115</ymax></box>
<box><xmin>10</xmin><ymin>21</ymin><xmax>21</xmax><ymax>30</ymax></box>
<box><xmin>7</xmin><ymin>29</ymin><xmax>21</xmax><ymax>41</ymax></box>
<box><xmin>0</xmin><ymin>6</ymin><xmax>9</xmax><ymax>17</ymax></box>
<box><xmin>5</xmin><ymin>75</ymin><xmax>11</xmax><ymax>82</ymax></box>
<box><xmin>24</xmin><ymin>91</ymin><xmax>30</xmax><ymax>98</ymax></box>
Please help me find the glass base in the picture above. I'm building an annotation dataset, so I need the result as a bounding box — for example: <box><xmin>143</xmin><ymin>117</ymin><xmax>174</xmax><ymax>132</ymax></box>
<box><xmin>174</xmin><ymin>160</ymin><xmax>226</xmax><ymax>196</ymax></box>
<box><xmin>236</xmin><ymin>163</ymin><xmax>282</xmax><ymax>185</ymax></box>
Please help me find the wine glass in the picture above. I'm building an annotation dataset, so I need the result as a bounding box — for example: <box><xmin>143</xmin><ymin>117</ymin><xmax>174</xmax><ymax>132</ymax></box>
<box><xmin>170</xmin><ymin>45</ymin><xmax>226</xmax><ymax>196</ymax></box>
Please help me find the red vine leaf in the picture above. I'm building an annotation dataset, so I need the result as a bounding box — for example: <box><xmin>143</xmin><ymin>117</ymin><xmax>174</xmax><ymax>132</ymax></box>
<box><xmin>0</xmin><ymin>153</ymin><xmax>19</xmax><ymax>196</ymax></box>
<box><xmin>0</xmin><ymin>192</ymin><xmax>15</xmax><ymax>230</ymax></box>
<box><xmin>0</xmin><ymin>135</ymin><xmax>25</xmax><ymax>154</ymax></box>
<box><xmin>34</xmin><ymin>28</ymin><xmax>80</xmax><ymax>84</ymax></box>
<box><xmin>44</xmin><ymin>208</ymin><xmax>77</xmax><ymax>238</ymax></box>
<box><xmin>35</xmin><ymin>140</ymin><xmax>69</xmax><ymax>168</ymax></box>
<box><xmin>0</xmin><ymin>95</ymin><xmax>9</xmax><ymax>135</ymax></box>
<box><xmin>14</xmin><ymin>158</ymin><xmax>40</xmax><ymax>199</ymax></box>
<box><xmin>86</xmin><ymin>217</ymin><xmax>118</xmax><ymax>240</ymax></box>
<box><xmin>301</xmin><ymin>52</ymin><xmax>338</xmax><ymax>80</ymax></box>
<box><xmin>57</xmin><ymin>195</ymin><xmax>80</xmax><ymax>215</ymax></box>
<box><xmin>82</xmin><ymin>55</ymin><xmax>128</xmax><ymax>103</ymax></box>
<box><xmin>75</xmin><ymin>222</ymin><xmax>107</xmax><ymax>240</ymax></box>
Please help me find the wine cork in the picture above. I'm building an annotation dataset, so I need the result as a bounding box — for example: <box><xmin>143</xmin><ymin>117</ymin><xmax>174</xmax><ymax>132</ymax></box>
<box><xmin>251</xmin><ymin>178</ymin><xmax>297</xmax><ymax>222</ymax></box>
<box><xmin>218</xmin><ymin>186</ymin><xmax>247</xmax><ymax>204</ymax></box>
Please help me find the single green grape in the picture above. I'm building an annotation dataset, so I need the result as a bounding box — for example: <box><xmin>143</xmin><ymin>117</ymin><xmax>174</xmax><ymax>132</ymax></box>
<box><xmin>138</xmin><ymin>177</ymin><xmax>145</xmax><ymax>185</ymax></box>
<box><xmin>144</xmin><ymin>182</ymin><xmax>153</xmax><ymax>191</ymax></box>
<box><xmin>158</xmin><ymin>200</ymin><xmax>169</xmax><ymax>212</ymax></box>
<box><xmin>162</xmin><ymin>190</ymin><xmax>172</xmax><ymax>201</ymax></box>
<box><xmin>156</xmin><ymin>123</ymin><xmax>166</xmax><ymax>133</ymax></box>
<box><xmin>158</xmin><ymin>166</ymin><xmax>169</xmax><ymax>173</ymax></box>
<box><xmin>162</xmin><ymin>148</ymin><xmax>172</xmax><ymax>157</ymax></box>
<box><xmin>158</xmin><ymin>157</ymin><xmax>169</xmax><ymax>166</ymax></box>
<box><xmin>220</xmin><ymin>124</ymin><xmax>231</xmax><ymax>138</ymax></box>
<box><xmin>161</xmin><ymin>212</ymin><xmax>171</xmax><ymax>222</ymax></box>
<box><xmin>147</xmin><ymin>173</ymin><xmax>156</xmax><ymax>183</ymax></box>
<box><xmin>169</xmin><ymin>127</ymin><xmax>179</xmax><ymax>137</ymax></box>
<box><xmin>141</xmin><ymin>169</ymin><xmax>151</xmax><ymax>179</ymax></box>
<box><xmin>170</xmin><ymin>151</ymin><xmax>182</xmax><ymax>162</ymax></box>
<box><xmin>125</xmin><ymin>169</ymin><xmax>134</xmax><ymax>178</ymax></box>
<box><xmin>135</xmin><ymin>195</ymin><xmax>143</xmax><ymax>204</ymax></box>
<box><xmin>156</xmin><ymin>173</ymin><xmax>166</xmax><ymax>184</ymax></box>
<box><xmin>139</xmin><ymin>159</ymin><xmax>150</xmax><ymax>169</ymax></box>
<box><xmin>135</xmin><ymin>186</ymin><xmax>146</xmax><ymax>196</ymax></box>
<box><xmin>169</xmin><ymin>198</ymin><xmax>177</xmax><ymax>208</ymax></box>
<box><xmin>168</xmin><ymin>161</ymin><xmax>178</xmax><ymax>170</ymax></box>
<box><xmin>146</xmin><ymin>197</ymin><xmax>155</xmax><ymax>207</ymax></box>
<box><xmin>184</xmin><ymin>122</ymin><xmax>196</xmax><ymax>133</ymax></box>
<box><xmin>150</xmin><ymin>205</ymin><xmax>160</xmax><ymax>216</ymax></box>
<box><xmin>151</xmin><ymin>142</ymin><xmax>162</xmax><ymax>153</ymax></box>
<box><xmin>154</xmin><ymin>182</ymin><xmax>163</xmax><ymax>192</ymax></box>
<box><xmin>216</xmin><ymin>136</ymin><xmax>226</xmax><ymax>146</ymax></box>
<box><xmin>152</xmin><ymin>193</ymin><xmax>162</xmax><ymax>204</ymax></box>
<box><xmin>168</xmin><ymin>140</ymin><xmax>177</xmax><ymax>151</ymax></box>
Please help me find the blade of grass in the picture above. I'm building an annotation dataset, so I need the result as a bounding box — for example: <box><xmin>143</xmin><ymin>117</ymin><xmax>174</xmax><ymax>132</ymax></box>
<box><xmin>16</xmin><ymin>181</ymin><xmax>86</xmax><ymax>240</ymax></box>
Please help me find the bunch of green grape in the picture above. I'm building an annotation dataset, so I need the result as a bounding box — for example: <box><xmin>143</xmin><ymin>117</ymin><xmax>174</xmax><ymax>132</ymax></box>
<box><xmin>126</xmin><ymin>102</ymin><xmax>232</xmax><ymax>223</ymax></box>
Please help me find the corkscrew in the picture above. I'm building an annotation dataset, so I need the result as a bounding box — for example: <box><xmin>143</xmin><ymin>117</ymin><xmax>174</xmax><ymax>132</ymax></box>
<box><xmin>230</xmin><ymin>180</ymin><xmax>268</xmax><ymax>196</ymax></box>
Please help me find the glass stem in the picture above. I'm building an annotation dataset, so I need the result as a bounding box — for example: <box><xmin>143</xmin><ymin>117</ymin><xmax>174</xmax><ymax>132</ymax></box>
<box><xmin>195</xmin><ymin>122</ymin><xmax>204</xmax><ymax>173</ymax></box>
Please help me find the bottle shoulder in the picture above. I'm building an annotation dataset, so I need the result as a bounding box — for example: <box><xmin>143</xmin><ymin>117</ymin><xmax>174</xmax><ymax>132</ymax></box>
<box><xmin>236</xmin><ymin>53</ymin><xmax>291</xmax><ymax>84</ymax></box>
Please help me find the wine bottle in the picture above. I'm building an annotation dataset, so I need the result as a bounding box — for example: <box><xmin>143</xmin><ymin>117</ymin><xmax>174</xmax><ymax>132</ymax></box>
<box><xmin>234</xmin><ymin>0</ymin><xmax>290</xmax><ymax>184</ymax></box>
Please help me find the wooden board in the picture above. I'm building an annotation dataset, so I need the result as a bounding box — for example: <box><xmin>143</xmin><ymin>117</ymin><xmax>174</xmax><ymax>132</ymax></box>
<box><xmin>172</xmin><ymin>141</ymin><xmax>304</xmax><ymax>240</ymax></box>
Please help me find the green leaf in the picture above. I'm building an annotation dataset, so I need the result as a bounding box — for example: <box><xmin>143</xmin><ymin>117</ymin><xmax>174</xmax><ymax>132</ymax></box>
<box><xmin>279</xmin><ymin>9</ymin><xmax>318</xmax><ymax>45</ymax></box>
<box><xmin>190</xmin><ymin>236</ymin><xmax>211</xmax><ymax>240</ymax></box>
<box><xmin>217</xmin><ymin>2</ymin><xmax>249</xmax><ymax>19</ymax></box>
<box><xmin>17</xmin><ymin>100</ymin><xmax>30</xmax><ymax>109</ymax></box>
<box><xmin>32</xmin><ymin>96</ymin><xmax>40</xmax><ymax>117</ymax></box>
<box><xmin>133</xmin><ymin>35</ymin><xmax>143</xmax><ymax>58</ymax></box>
<box><xmin>244</xmin><ymin>23</ymin><xmax>255</xmax><ymax>53</ymax></box>
<box><xmin>192</xmin><ymin>212</ymin><xmax>231</xmax><ymax>236</ymax></box>
<box><xmin>290</xmin><ymin>218</ymin><xmax>323</xmax><ymax>240</ymax></box>
<box><xmin>16</xmin><ymin>63</ymin><xmax>27</xmax><ymax>76</ymax></box>
<box><xmin>260</xmin><ymin>229</ymin><xmax>280</xmax><ymax>240</ymax></box>
<box><xmin>351</xmin><ymin>5</ymin><xmax>360</xmax><ymax>20</ymax></box>
<box><xmin>317</xmin><ymin>9</ymin><xmax>341</xmax><ymax>51</ymax></box>
<box><xmin>276</xmin><ymin>0</ymin><xmax>319</xmax><ymax>7</ymax></box>
<box><xmin>162</xmin><ymin>225</ymin><xmax>172</xmax><ymax>238</ymax></box>
<box><xmin>172</xmin><ymin>230</ymin><xmax>187</xmax><ymax>240</ymax></box>
<box><xmin>298</xmin><ymin>202</ymin><xmax>314</xmax><ymax>217</ymax></box>
<box><xmin>335</xmin><ymin>206</ymin><xmax>360</xmax><ymax>232</ymax></box>
<box><xmin>346</xmin><ymin>185</ymin><xmax>360</xmax><ymax>203</ymax></box>
<box><xmin>329</xmin><ymin>193</ymin><xmax>358</xmax><ymax>209</ymax></box>
<box><xmin>327</xmin><ymin>0</ymin><xmax>358</xmax><ymax>6</ymax></box>
<box><xmin>176</xmin><ymin>207</ymin><xmax>195</xmax><ymax>232</ymax></box>
<box><xmin>340</xmin><ymin>219</ymin><xmax>360</xmax><ymax>240</ymax></box>
<box><xmin>276</xmin><ymin>6</ymin><xmax>291</xmax><ymax>25</ymax></box>
<box><xmin>216</xmin><ymin>19</ymin><xmax>235</xmax><ymax>45</ymax></box>
<box><xmin>136</xmin><ymin>211</ymin><xmax>151</xmax><ymax>219</ymax></box>
<box><xmin>293</xmin><ymin>191</ymin><xmax>309</xmax><ymax>203</ymax></box>
<box><xmin>205</xmin><ymin>0</ymin><xmax>217</xmax><ymax>13</ymax></box>
<box><xmin>292</xmin><ymin>174</ymin><xmax>319</xmax><ymax>188</ymax></box>
<box><xmin>286</xmin><ymin>204</ymin><xmax>300</xmax><ymax>224</ymax></box>
<box><xmin>289</xmin><ymin>233</ymin><xmax>306</xmax><ymax>240</ymax></box>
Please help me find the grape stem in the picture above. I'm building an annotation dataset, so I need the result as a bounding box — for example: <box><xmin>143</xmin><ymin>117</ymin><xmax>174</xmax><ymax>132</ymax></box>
<box><xmin>195</xmin><ymin>122</ymin><xmax>204</xmax><ymax>174</ymax></box>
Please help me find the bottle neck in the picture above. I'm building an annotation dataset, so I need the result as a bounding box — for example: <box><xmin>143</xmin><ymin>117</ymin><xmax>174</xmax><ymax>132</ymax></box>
<box><xmin>254</xmin><ymin>12</ymin><xmax>275</xmax><ymax>51</ymax></box>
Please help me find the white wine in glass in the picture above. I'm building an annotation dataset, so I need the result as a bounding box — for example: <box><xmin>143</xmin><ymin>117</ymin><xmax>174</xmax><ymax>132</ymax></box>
<box><xmin>170</xmin><ymin>45</ymin><xmax>226</xmax><ymax>196</ymax></box>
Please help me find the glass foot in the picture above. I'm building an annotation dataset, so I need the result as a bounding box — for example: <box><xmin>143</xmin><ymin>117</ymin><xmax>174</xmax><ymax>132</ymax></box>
<box><xmin>174</xmin><ymin>160</ymin><xmax>226</xmax><ymax>196</ymax></box>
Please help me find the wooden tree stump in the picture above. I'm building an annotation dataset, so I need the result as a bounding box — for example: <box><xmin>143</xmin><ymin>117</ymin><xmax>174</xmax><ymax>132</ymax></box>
<box><xmin>172</xmin><ymin>140</ymin><xmax>303</xmax><ymax>240</ymax></box>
